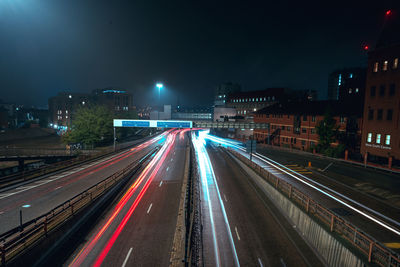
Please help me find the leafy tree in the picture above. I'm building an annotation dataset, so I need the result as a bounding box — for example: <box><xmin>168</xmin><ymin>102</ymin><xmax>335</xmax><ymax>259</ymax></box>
<box><xmin>62</xmin><ymin>105</ymin><xmax>113</xmax><ymax>148</ymax></box>
<box><xmin>315</xmin><ymin>109</ymin><xmax>338</xmax><ymax>151</ymax></box>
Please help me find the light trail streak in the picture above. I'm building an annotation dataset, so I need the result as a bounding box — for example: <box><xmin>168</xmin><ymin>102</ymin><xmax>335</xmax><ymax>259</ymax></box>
<box><xmin>204</xmin><ymin>133</ymin><xmax>400</xmax><ymax>237</ymax></box>
<box><xmin>69</xmin><ymin>131</ymin><xmax>177</xmax><ymax>267</ymax></box>
<box><xmin>192</xmin><ymin>131</ymin><xmax>240</xmax><ymax>267</ymax></box>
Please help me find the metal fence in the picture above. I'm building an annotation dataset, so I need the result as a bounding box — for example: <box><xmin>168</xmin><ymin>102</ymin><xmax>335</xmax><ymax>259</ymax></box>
<box><xmin>229</xmin><ymin>149</ymin><xmax>400</xmax><ymax>267</ymax></box>
<box><xmin>0</xmin><ymin>148</ymin><xmax>156</xmax><ymax>266</ymax></box>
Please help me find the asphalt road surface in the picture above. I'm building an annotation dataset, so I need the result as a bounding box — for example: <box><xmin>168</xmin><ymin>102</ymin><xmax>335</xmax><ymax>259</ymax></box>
<box><xmin>66</xmin><ymin>130</ymin><xmax>189</xmax><ymax>266</ymax></box>
<box><xmin>0</xmin><ymin>134</ymin><xmax>165</xmax><ymax>234</ymax></box>
<box><xmin>201</xmin><ymin>143</ymin><xmax>323</xmax><ymax>267</ymax></box>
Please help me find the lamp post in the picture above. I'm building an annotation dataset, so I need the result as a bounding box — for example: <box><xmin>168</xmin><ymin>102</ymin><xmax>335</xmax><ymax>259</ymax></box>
<box><xmin>156</xmin><ymin>83</ymin><xmax>163</xmax><ymax>101</ymax></box>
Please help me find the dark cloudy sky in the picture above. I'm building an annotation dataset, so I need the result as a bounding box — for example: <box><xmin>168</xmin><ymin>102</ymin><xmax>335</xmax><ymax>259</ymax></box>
<box><xmin>0</xmin><ymin>0</ymin><xmax>397</xmax><ymax>107</ymax></box>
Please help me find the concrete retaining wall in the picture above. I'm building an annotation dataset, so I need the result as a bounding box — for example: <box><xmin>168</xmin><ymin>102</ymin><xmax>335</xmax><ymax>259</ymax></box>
<box><xmin>233</xmin><ymin>154</ymin><xmax>366</xmax><ymax>267</ymax></box>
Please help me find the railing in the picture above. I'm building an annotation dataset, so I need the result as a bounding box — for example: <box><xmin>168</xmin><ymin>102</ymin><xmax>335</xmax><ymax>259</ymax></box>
<box><xmin>229</xmin><ymin>149</ymin><xmax>400</xmax><ymax>267</ymax></box>
<box><xmin>0</xmin><ymin>135</ymin><xmax>157</xmax><ymax>189</ymax></box>
<box><xmin>0</xmin><ymin>147</ymin><xmax>157</xmax><ymax>266</ymax></box>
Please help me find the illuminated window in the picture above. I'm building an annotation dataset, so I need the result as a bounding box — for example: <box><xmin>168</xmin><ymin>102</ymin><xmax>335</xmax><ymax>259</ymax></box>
<box><xmin>348</xmin><ymin>88</ymin><xmax>352</xmax><ymax>94</ymax></box>
<box><xmin>349</xmin><ymin>73</ymin><xmax>353</xmax><ymax>78</ymax></box>
<box><xmin>68</xmin><ymin>95</ymin><xmax>72</xmax><ymax>99</ymax></box>
<box><xmin>252</xmin><ymin>98</ymin><xmax>255</xmax><ymax>101</ymax></box>
<box><xmin>340</xmin><ymin>116</ymin><xmax>345</xmax><ymax>123</ymax></box>
<box><xmin>367</xmin><ymin>133</ymin><xmax>372</xmax><ymax>142</ymax></box>
<box><xmin>376</xmin><ymin>134</ymin><xmax>381</xmax><ymax>144</ymax></box>
<box><xmin>338</xmin><ymin>74</ymin><xmax>342</xmax><ymax>85</ymax></box>
<box><xmin>312</xmin><ymin>116</ymin><xmax>316</xmax><ymax>122</ymax></box>
<box><xmin>355</xmin><ymin>88</ymin><xmax>359</xmax><ymax>93</ymax></box>
<box><xmin>65</xmin><ymin>110</ymin><xmax>68</xmax><ymax>114</ymax></box>
<box><xmin>385</xmin><ymin>135</ymin><xmax>391</xmax><ymax>145</ymax></box>
<box><xmin>253</xmin><ymin>108</ymin><xmax>256</xmax><ymax>112</ymax></box>
<box><xmin>394</xmin><ymin>58</ymin><xmax>398</xmax><ymax>69</ymax></box>
<box><xmin>311</xmin><ymin>128</ymin><xmax>316</xmax><ymax>134</ymax></box>
<box><xmin>373</xmin><ymin>62</ymin><xmax>379</xmax><ymax>72</ymax></box>
<box><xmin>244</xmin><ymin>110</ymin><xmax>246</xmax><ymax>114</ymax></box>
<box><xmin>264</xmin><ymin>97</ymin><xmax>266</xmax><ymax>101</ymax></box>
<box><xmin>383</xmin><ymin>60</ymin><xmax>388</xmax><ymax>71</ymax></box>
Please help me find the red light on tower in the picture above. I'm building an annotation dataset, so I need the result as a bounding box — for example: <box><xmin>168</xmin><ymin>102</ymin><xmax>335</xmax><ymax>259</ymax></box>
<box><xmin>364</xmin><ymin>45</ymin><xmax>369</xmax><ymax>51</ymax></box>
<box><xmin>386</xmin><ymin>10</ymin><xmax>392</xmax><ymax>16</ymax></box>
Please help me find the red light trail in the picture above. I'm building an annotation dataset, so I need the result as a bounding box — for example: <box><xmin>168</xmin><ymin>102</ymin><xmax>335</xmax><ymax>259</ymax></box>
<box><xmin>69</xmin><ymin>130</ymin><xmax>178</xmax><ymax>267</ymax></box>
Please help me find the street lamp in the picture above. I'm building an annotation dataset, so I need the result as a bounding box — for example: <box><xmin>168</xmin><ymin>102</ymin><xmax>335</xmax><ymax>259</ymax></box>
<box><xmin>156</xmin><ymin>83</ymin><xmax>163</xmax><ymax>100</ymax></box>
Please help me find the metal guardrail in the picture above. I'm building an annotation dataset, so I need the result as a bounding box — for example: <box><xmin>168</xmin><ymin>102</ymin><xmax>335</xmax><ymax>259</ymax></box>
<box><xmin>229</xmin><ymin>149</ymin><xmax>400</xmax><ymax>267</ymax></box>
<box><xmin>0</xmin><ymin>147</ymin><xmax>157</xmax><ymax>266</ymax></box>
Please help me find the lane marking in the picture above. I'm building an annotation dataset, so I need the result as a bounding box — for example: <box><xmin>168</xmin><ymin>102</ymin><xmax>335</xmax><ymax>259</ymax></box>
<box><xmin>121</xmin><ymin>247</ymin><xmax>133</xmax><ymax>267</ymax></box>
<box><xmin>166</xmin><ymin>167</ymin><xmax>169</xmax><ymax>172</ymax></box>
<box><xmin>159</xmin><ymin>181</ymin><xmax>163</xmax><ymax>187</ymax></box>
<box><xmin>258</xmin><ymin>258</ymin><xmax>263</xmax><ymax>267</ymax></box>
<box><xmin>322</xmin><ymin>162</ymin><xmax>333</xmax><ymax>172</ymax></box>
<box><xmin>384</xmin><ymin>242</ymin><xmax>400</xmax><ymax>249</ymax></box>
<box><xmin>0</xmin><ymin>211</ymin><xmax>4</xmax><ymax>215</ymax></box>
<box><xmin>235</xmin><ymin>226</ymin><xmax>240</xmax><ymax>241</ymax></box>
<box><xmin>280</xmin><ymin>258</ymin><xmax>286</xmax><ymax>267</ymax></box>
<box><xmin>224</xmin><ymin>194</ymin><xmax>228</xmax><ymax>202</ymax></box>
<box><xmin>55</xmin><ymin>186</ymin><xmax>62</xmax><ymax>190</ymax></box>
<box><xmin>171</xmin><ymin>158</ymin><xmax>173</xmax><ymax>162</ymax></box>
<box><xmin>147</xmin><ymin>203</ymin><xmax>153</xmax><ymax>214</ymax></box>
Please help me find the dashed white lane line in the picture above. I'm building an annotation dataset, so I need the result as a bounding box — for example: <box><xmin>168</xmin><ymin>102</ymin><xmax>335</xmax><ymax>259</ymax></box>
<box><xmin>55</xmin><ymin>186</ymin><xmax>62</xmax><ymax>190</ymax></box>
<box><xmin>121</xmin><ymin>247</ymin><xmax>133</xmax><ymax>267</ymax></box>
<box><xmin>280</xmin><ymin>258</ymin><xmax>287</xmax><ymax>267</ymax></box>
<box><xmin>235</xmin><ymin>226</ymin><xmax>240</xmax><ymax>241</ymax></box>
<box><xmin>170</xmin><ymin>158</ymin><xmax>173</xmax><ymax>162</ymax></box>
<box><xmin>0</xmin><ymin>211</ymin><xmax>4</xmax><ymax>215</ymax></box>
<box><xmin>258</xmin><ymin>258</ymin><xmax>264</xmax><ymax>267</ymax></box>
<box><xmin>147</xmin><ymin>203</ymin><xmax>153</xmax><ymax>214</ymax></box>
<box><xmin>224</xmin><ymin>194</ymin><xmax>228</xmax><ymax>202</ymax></box>
<box><xmin>166</xmin><ymin>167</ymin><xmax>169</xmax><ymax>172</ymax></box>
<box><xmin>159</xmin><ymin>181</ymin><xmax>163</xmax><ymax>187</ymax></box>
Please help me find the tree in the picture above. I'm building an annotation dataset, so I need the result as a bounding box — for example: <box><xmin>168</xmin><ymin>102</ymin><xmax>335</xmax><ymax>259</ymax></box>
<box><xmin>315</xmin><ymin>109</ymin><xmax>338</xmax><ymax>151</ymax></box>
<box><xmin>62</xmin><ymin>105</ymin><xmax>113</xmax><ymax>148</ymax></box>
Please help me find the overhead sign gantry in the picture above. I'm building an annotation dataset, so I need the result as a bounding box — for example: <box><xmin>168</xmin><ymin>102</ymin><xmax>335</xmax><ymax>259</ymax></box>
<box><xmin>113</xmin><ymin>119</ymin><xmax>193</xmax><ymax>128</ymax></box>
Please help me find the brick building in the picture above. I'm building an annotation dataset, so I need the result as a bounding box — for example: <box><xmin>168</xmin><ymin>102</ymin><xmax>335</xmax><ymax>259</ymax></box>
<box><xmin>254</xmin><ymin>100</ymin><xmax>363</xmax><ymax>152</ymax></box>
<box><xmin>360</xmin><ymin>9</ymin><xmax>400</xmax><ymax>168</ymax></box>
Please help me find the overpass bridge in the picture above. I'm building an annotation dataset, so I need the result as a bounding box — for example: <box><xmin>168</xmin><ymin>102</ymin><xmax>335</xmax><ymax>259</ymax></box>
<box><xmin>113</xmin><ymin>119</ymin><xmax>269</xmax><ymax>129</ymax></box>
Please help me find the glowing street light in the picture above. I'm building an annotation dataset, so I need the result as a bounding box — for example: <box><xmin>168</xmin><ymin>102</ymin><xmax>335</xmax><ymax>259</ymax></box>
<box><xmin>156</xmin><ymin>83</ymin><xmax>163</xmax><ymax>100</ymax></box>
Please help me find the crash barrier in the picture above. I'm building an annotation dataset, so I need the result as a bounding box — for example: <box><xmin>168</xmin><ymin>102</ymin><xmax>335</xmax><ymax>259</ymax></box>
<box><xmin>229</xmin><ymin>149</ymin><xmax>400</xmax><ymax>267</ymax></box>
<box><xmin>184</xmin><ymin>141</ymin><xmax>202</xmax><ymax>266</ymax></box>
<box><xmin>0</xmin><ymin>148</ymin><xmax>157</xmax><ymax>266</ymax></box>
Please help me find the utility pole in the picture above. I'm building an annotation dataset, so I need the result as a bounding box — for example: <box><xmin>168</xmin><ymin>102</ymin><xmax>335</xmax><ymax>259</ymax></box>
<box><xmin>113</xmin><ymin>127</ymin><xmax>116</xmax><ymax>151</ymax></box>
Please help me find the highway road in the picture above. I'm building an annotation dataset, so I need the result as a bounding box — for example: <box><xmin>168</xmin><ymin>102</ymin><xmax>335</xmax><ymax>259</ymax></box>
<box><xmin>0</xmin><ymin>133</ymin><xmax>166</xmax><ymax>234</ymax></box>
<box><xmin>204</xmin><ymin>134</ymin><xmax>400</xmax><ymax>251</ymax></box>
<box><xmin>193</xmin><ymin>132</ymin><xmax>322</xmax><ymax>267</ymax></box>
<box><xmin>66</xmin><ymin>129</ymin><xmax>189</xmax><ymax>266</ymax></box>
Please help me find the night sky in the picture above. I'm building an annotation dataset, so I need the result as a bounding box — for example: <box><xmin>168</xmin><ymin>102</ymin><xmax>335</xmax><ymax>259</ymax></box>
<box><xmin>0</xmin><ymin>0</ymin><xmax>397</xmax><ymax>107</ymax></box>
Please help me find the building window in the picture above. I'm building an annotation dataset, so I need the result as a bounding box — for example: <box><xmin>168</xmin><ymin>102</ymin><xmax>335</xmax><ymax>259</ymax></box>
<box><xmin>287</xmin><ymin>126</ymin><xmax>291</xmax><ymax>131</ymax></box>
<box><xmin>340</xmin><ymin>116</ymin><xmax>345</xmax><ymax>123</ymax></box>
<box><xmin>338</xmin><ymin>74</ymin><xmax>342</xmax><ymax>86</ymax></box>
<box><xmin>385</xmin><ymin>135</ymin><xmax>391</xmax><ymax>145</ymax></box>
<box><xmin>394</xmin><ymin>58</ymin><xmax>399</xmax><ymax>69</ymax></box>
<box><xmin>349</xmin><ymin>73</ymin><xmax>353</xmax><ymax>78</ymax></box>
<box><xmin>311</xmin><ymin>128</ymin><xmax>316</xmax><ymax>134</ymax></box>
<box><xmin>367</xmin><ymin>133</ymin><xmax>372</xmax><ymax>143</ymax></box>
<box><xmin>311</xmin><ymin>116</ymin><xmax>316</xmax><ymax>122</ymax></box>
<box><xmin>383</xmin><ymin>60</ymin><xmax>388</xmax><ymax>71</ymax></box>
<box><xmin>379</xmin><ymin>85</ymin><xmax>385</xmax><ymax>96</ymax></box>
<box><xmin>301</xmin><ymin>140</ymin><xmax>306</xmax><ymax>146</ymax></box>
<box><xmin>389</xmin><ymin>84</ymin><xmax>395</xmax><ymax>96</ymax></box>
<box><xmin>368</xmin><ymin>109</ymin><xmax>374</xmax><ymax>120</ymax></box>
<box><xmin>264</xmin><ymin>97</ymin><xmax>266</xmax><ymax>101</ymax></box>
<box><xmin>355</xmin><ymin>88</ymin><xmax>359</xmax><ymax>93</ymax></box>
<box><xmin>370</xmin><ymin>86</ymin><xmax>376</xmax><ymax>97</ymax></box>
<box><xmin>376</xmin><ymin>134</ymin><xmax>381</xmax><ymax>144</ymax></box>
<box><xmin>377</xmin><ymin>109</ymin><xmax>383</xmax><ymax>120</ymax></box>
<box><xmin>282</xmin><ymin>126</ymin><xmax>285</xmax><ymax>130</ymax></box>
<box><xmin>303</xmin><ymin>115</ymin><xmax>307</xmax><ymax>121</ymax></box>
<box><xmin>301</xmin><ymin>128</ymin><xmax>307</xmax><ymax>133</ymax></box>
<box><xmin>387</xmin><ymin>109</ymin><xmax>393</xmax><ymax>120</ymax></box>
<box><xmin>373</xmin><ymin>62</ymin><xmax>379</xmax><ymax>72</ymax></box>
